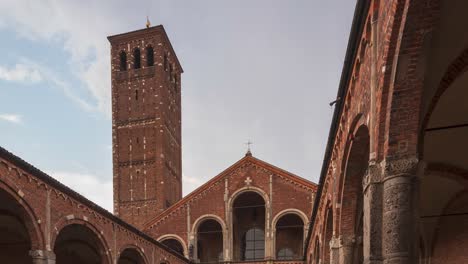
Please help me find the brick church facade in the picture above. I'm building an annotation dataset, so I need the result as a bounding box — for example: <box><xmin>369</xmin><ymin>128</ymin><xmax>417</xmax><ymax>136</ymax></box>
<box><xmin>1</xmin><ymin>0</ymin><xmax>468</xmax><ymax>263</ymax></box>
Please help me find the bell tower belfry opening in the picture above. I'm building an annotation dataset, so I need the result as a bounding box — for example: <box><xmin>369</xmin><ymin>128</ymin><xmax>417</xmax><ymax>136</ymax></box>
<box><xmin>108</xmin><ymin>25</ymin><xmax>183</xmax><ymax>227</ymax></box>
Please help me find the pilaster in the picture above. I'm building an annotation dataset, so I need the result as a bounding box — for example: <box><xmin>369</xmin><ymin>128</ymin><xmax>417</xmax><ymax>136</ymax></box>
<box><xmin>363</xmin><ymin>160</ymin><xmax>383</xmax><ymax>264</ymax></box>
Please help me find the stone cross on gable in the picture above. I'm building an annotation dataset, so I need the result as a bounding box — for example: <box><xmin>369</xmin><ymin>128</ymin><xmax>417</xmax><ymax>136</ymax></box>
<box><xmin>245</xmin><ymin>177</ymin><xmax>252</xmax><ymax>185</ymax></box>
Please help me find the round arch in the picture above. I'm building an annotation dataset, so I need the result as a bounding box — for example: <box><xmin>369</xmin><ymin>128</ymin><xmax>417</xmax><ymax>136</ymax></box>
<box><xmin>271</xmin><ymin>209</ymin><xmax>308</xmax><ymax>229</ymax></box>
<box><xmin>227</xmin><ymin>186</ymin><xmax>270</xmax><ymax>209</ymax></box>
<box><xmin>228</xmin><ymin>187</ymin><xmax>269</xmax><ymax>261</ymax></box>
<box><xmin>191</xmin><ymin>214</ymin><xmax>227</xmax><ymax>235</ymax></box>
<box><xmin>0</xmin><ymin>178</ymin><xmax>44</xmax><ymax>250</ymax></box>
<box><xmin>192</xmin><ymin>215</ymin><xmax>225</xmax><ymax>263</ymax></box>
<box><xmin>118</xmin><ymin>245</ymin><xmax>148</xmax><ymax>264</ymax></box>
<box><xmin>272</xmin><ymin>209</ymin><xmax>308</xmax><ymax>260</ymax></box>
<box><xmin>321</xmin><ymin>203</ymin><xmax>334</xmax><ymax>263</ymax></box>
<box><xmin>157</xmin><ymin>234</ymin><xmax>187</xmax><ymax>257</ymax></box>
<box><xmin>52</xmin><ymin>218</ymin><xmax>112</xmax><ymax>264</ymax></box>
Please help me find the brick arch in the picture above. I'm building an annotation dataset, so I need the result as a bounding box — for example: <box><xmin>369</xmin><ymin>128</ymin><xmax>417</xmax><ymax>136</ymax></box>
<box><xmin>271</xmin><ymin>209</ymin><xmax>308</xmax><ymax>260</ymax></box>
<box><xmin>51</xmin><ymin>217</ymin><xmax>112</xmax><ymax>264</ymax></box>
<box><xmin>419</xmin><ymin>47</ymin><xmax>468</xmax><ymax>153</ymax></box>
<box><xmin>322</xmin><ymin>204</ymin><xmax>334</xmax><ymax>263</ymax></box>
<box><xmin>191</xmin><ymin>214</ymin><xmax>226</xmax><ymax>262</ymax></box>
<box><xmin>0</xmin><ymin>177</ymin><xmax>44</xmax><ymax>250</ymax></box>
<box><xmin>271</xmin><ymin>209</ymin><xmax>308</xmax><ymax>230</ymax></box>
<box><xmin>118</xmin><ymin>244</ymin><xmax>149</xmax><ymax>264</ymax></box>
<box><xmin>337</xmin><ymin>124</ymin><xmax>369</xmax><ymax>237</ymax></box>
<box><xmin>334</xmin><ymin>114</ymin><xmax>367</xmax><ymax>233</ymax></box>
<box><xmin>430</xmin><ymin>190</ymin><xmax>468</xmax><ymax>263</ymax></box>
<box><xmin>157</xmin><ymin>234</ymin><xmax>188</xmax><ymax>257</ymax></box>
<box><xmin>377</xmin><ymin>0</ymin><xmax>414</xmax><ymax>160</ymax></box>
<box><xmin>227</xmin><ymin>186</ymin><xmax>270</xmax><ymax>209</ymax></box>
<box><xmin>312</xmin><ymin>236</ymin><xmax>321</xmax><ymax>264</ymax></box>
<box><xmin>191</xmin><ymin>214</ymin><xmax>227</xmax><ymax>234</ymax></box>
<box><xmin>228</xmin><ymin>186</ymin><xmax>269</xmax><ymax>261</ymax></box>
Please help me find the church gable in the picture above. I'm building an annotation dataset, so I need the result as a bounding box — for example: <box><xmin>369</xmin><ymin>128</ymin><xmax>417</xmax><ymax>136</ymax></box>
<box><xmin>144</xmin><ymin>154</ymin><xmax>317</xmax><ymax>260</ymax></box>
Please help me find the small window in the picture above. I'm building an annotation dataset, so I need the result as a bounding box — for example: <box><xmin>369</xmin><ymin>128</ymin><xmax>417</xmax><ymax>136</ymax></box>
<box><xmin>146</xmin><ymin>46</ymin><xmax>154</xmax><ymax>66</ymax></box>
<box><xmin>135</xmin><ymin>89</ymin><xmax>139</xmax><ymax>100</ymax></box>
<box><xmin>164</xmin><ymin>54</ymin><xmax>168</xmax><ymax>71</ymax></box>
<box><xmin>119</xmin><ymin>51</ymin><xmax>127</xmax><ymax>71</ymax></box>
<box><xmin>133</xmin><ymin>48</ymin><xmax>141</xmax><ymax>69</ymax></box>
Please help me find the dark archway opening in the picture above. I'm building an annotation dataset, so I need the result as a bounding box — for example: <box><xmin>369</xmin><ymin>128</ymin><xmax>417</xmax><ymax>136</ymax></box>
<box><xmin>0</xmin><ymin>190</ymin><xmax>32</xmax><ymax>264</ymax></box>
<box><xmin>339</xmin><ymin>125</ymin><xmax>369</xmax><ymax>264</ymax></box>
<box><xmin>54</xmin><ymin>224</ymin><xmax>106</xmax><ymax>264</ymax></box>
<box><xmin>313</xmin><ymin>238</ymin><xmax>320</xmax><ymax>264</ymax></box>
<box><xmin>233</xmin><ymin>192</ymin><xmax>265</xmax><ymax>261</ymax></box>
<box><xmin>197</xmin><ymin>219</ymin><xmax>223</xmax><ymax>263</ymax></box>
<box><xmin>323</xmin><ymin>208</ymin><xmax>333</xmax><ymax>264</ymax></box>
<box><xmin>275</xmin><ymin>214</ymin><xmax>304</xmax><ymax>260</ymax></box>
<box><xmin>118</xmin><ymin>248</ymin><xmax>145</xmax><ymax>264</ymax></box>
<box><xmin>161</xmin><ymin>239</ymin><xmax>184</xmax><ymax>256</ymax></box>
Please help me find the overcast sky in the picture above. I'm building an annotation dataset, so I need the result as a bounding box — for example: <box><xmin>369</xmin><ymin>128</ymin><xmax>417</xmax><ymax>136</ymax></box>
<box><xmin>0</xmin><ymin>0</ymin><xmax>356</xmax><ymax>211</ymax></box>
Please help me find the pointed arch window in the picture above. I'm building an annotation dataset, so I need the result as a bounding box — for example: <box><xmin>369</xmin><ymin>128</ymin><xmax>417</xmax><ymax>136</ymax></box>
<box><xmin>146</xmin><ymin>46</ymin><xmax>154</xmax><ymax>66</ymax></box>
<box><xmin>119</xmin><ymin>51</ymin><xmax>127</xmax><ymax>71</ymax></box>
<box><xmin>133</xmin><ymin>48</ymin><xmax>141</xmax><ymax>69</ymax></box>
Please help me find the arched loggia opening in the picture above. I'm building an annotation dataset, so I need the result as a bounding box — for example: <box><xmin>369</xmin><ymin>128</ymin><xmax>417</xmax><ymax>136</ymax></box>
<box><xmin>232</xmin><ymin>191</ymin><xmax>266</xmax><ymax>261</ymax></box>
<box><xmin>54</xmin><ymin>224</ymin><xmax>108</xmax><ymax>264</ymax></box>
<box><xmin>313</xmin><ymin>237</ymin><xmax>320</xmax><ymax>264</ymax></box>
<box><xmin>0</xmin><ymin>188</ymin><xmax>37</xmax><ymax>264</ymax></box>
<box><xmin>197</xmin><ymin>219</ymin><xmax>223</xmax><ymax>263</ymax></box>
<box><xmin>323</xmin><ymin>207</ymin><xmax>333</xmax><ymax>264</ymax></box>
<box><xmin>118</xmin><ymin>248</ymin><xmax>146</xmax><ymax>264</ymax></box>
<box><xmin>275</xmin><ymin>214</ymin><xmax>304</xmax><ymax>260</ymax></box>
<box><xmin>417</xmin><ymin>1</ymin><xmax>468</xmax><ymax>261</ymax></box>
<box><xmin>160</xmin><ymin>238</ymin><xmax>185</xmax><ymax>256</ymax></box>
<box><xmin>338</xmin><ymin>125</ymin><xmax>369</xmax><ymax>263</ymax></box>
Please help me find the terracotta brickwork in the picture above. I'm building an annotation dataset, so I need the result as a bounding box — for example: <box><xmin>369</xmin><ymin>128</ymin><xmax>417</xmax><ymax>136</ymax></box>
<box><xmin>144</xmin><ymin>154</ymin><xmax>317</xmax><ymax>262</ymax></box>
<box><xmin>304</xmin><ymin>0</ymin><xmax>468</xmax><ymax>263</ymax></box>
<box><xmin>0</xmin><ymin>147</ymin><xmax>188</xmax><ymax>264</ymax></box>
<box><xmin>109</xmin><ymin>26</ymin><xmax>183</xmax><ymax>228</ymax></box>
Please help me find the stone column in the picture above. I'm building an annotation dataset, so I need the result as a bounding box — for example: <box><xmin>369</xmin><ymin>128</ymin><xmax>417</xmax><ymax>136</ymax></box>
<box><xmin>363</xmin><ymin>161</ymin><xmax>383</xmax><ymax>264</ymax></box>
<box><xmin>382</xmin><ymin>158</ymin><xmax>418</xmax><ymax>264</ymax></box>
<box><xmin>338</xmin><ymin>236</ymin><xmax>355</xmax><ymax>264</ymax></box>
<box><xmin>329</xmin><ymin>236</ymin><xmax>340</xmax><ymax>264</ymax></box>
<box><xmin>30</xmin><ymin>250</ymin><xmax>56</xmax><ymax>264</ymax></box>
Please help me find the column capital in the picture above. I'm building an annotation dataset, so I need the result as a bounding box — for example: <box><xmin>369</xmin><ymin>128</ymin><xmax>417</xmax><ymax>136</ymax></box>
<box><xmin>29</xmin><ymin>250</ymin><xmax>56</xmax><ymax>264</ymax></box>
<box><xmin>339</xmin><ymin>235</ymin><xmax>357</xmax><ymax>248</ymax></box>
<box><xmin>383</xmin><ymin>157</ymin><xmax>419</xmax><ymax>179</ymax></box>
<box><xmin>363</xmin><ymin>160</ymin><xmax>383</xmax><ymax>191</ymax></box>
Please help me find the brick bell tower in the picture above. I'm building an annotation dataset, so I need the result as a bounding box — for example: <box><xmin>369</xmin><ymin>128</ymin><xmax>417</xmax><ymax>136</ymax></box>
<box><xmin>108</xmin><ymin>25</ymin><xmax>183</xmax><ymax>228</ymax></box>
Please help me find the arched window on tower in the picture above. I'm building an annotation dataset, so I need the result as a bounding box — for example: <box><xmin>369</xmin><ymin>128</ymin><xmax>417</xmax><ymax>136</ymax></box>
<box><xmin>146</xmin><ymin>46</ymin><xmax>154</xmax><ymax>67</ymax></box>
<box><xmin>133</xmin><ymin>48</ymin><xmax>141</xmax><ymax>69</ymax></box>
<box><xmin>119</xmin><ymin>51</ymin><xmax>127</xmax><ymax>71</ymax></box>
<box><xmin>164</xmin><ymin>54</ymin><xmax>168</xmax><ymax>71</ymax></box>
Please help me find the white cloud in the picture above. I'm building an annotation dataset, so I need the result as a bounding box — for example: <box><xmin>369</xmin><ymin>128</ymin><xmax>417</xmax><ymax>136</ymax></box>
<box><xmin>0</xmin><ymin>1</ymin><xmax>122</xmax><ymax>116</ymax></box>
<box><xmin>47</xmin><ymin>170</ymin><xmax>113</xmax><ymax>212</ymax></box>
<box><xmin>0</xmin><ymin>114</ymin><xmax>23</xmax><ymax>124</ymax></box>
<box><xmin>0</xmin><ymin>63</ymin><xmax>42</xmax><ymax>83</ymax></box>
